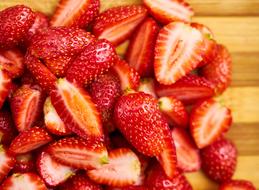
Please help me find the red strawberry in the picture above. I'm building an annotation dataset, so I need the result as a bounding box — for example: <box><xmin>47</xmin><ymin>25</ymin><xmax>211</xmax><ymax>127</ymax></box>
<box><xmin>171</xmin><ymin>128</ymin><xmax>201</xmax><ymax>172</ymax></box>
<box><xmin>155</xmin><ymin>74</ymin><xmax>215</xmax><ymax>105</ymax></box>
<box><xmin>154</xmin><ymin>22</ymin><xmax>205</xmax><ymax>85</ymax></box>
<box><xmin>137</xmin><ymin>78</ymin><xmax>157</xmax><ymax>98</ymax></box>
<box><xmin>125</xmin><ymin>17</ymin><xmax>159</xmax><ymax>77</ymax></box>
<box><xmin>0</xmin><ymin>5</ymin><xmax>35</xmax><ymax>49</ymax></box>
<box><xmin>13</xmin><ymin>153</ymin><xmax>36</xmax><ymax>173</ymax></box>
<box><xmin>43</xmin><ymin>97</ymin><xmax>71</xmax><ymax>136</ymax></box>
<box><xmin>158</xmin><ymin>96</ymin><xmax>188</xmax><ymax>128</ymax></box>
<box><xmin>37</xmin><ymin>150</ymin><xmax>75</xmax><ymax>186</ymax></box>
<box><xmin>143</xmin><ymin>0</ymin><xmax>193</xmax><ymax>24</ymax></box>
<box><xmin>0</xmin><ymin>110</ymin><xmax>17</xmax><ymax>145</ymax></box>
<box><xmin>59</xmin><ymin>173</ymin><xmax>102</xmax><ymax>190</ymax></box>
<box><xmin>114</xmin><ymin>92</ymin><xmax>177</xmax><ymax>178</ymax></box>
<box><xmin>9</xmin><ymin>126</ymin><xmax>53</xmax><ymax>154</ymax></box>
<box><xmin>1</xmin><ymin>173</ymin><xmax>47</xmax><ymax>190</ymax></box>
<box><xmin>10</xmin><ymin>84</ymin><xmax>45</xmax><ymax>132</ymax></box>
<box><xmin>0</xmin><ymin>145</ymin><xmax>16</xmax><ymax>182</ymax></box>
<box><xmin>0</xmin><ymin>70</ymin><xmax>11</xmax><ymax>108</ymax></box>
<box><xmin>200</xmin><ymin>44</ymin><xmax>232</xmax><ymax>94</ymax></box>
<box><xmin>219</xmin><ymin>180</ymin><xmax>256</xmax><ymax>190</ymax></box>
<box><xmin>89</xmin><ymin>73</ymin><xmax>122</xmax><ymax>124</ymax></box>
<box><xmin>111</xmin><ymin>59</ymin><xmax>140</xmax><ymax>92</ymax></box>
<box><xmin>7</xmin><ymin>82</ymin><xmax>19</xmax><ymax>102</ymax></box>
<box><xmin>145</xmin><ymin>163</ymin><xmax>192</xmax><ymax>190</ymax></box>
<box><xmin>87</xmin><ymin>148</ymin><xmax>141</xmax><ymax>187</ymax></box>
<box><xmin>190</xmin><ymin>99</ymin><xmax>232</xmax><ymax>148</ymax></box>
<box><xmin>66</xmin><ymin>39</ymin><xmax>117</xmax><ymax>87</ymax></box>
<box><xmin>51</xmin><ymin>0</ymin><xmax>100</xmax><ymax>28</ymax></box>
<box><xmin>93</xmin><ymin>5</ymin><xmax>148</xmax><ymax>46</ymax></box>
<box><xmin>201</xmin><ymin>138</ymin><xmax>237</xmax><ymax>182</ymax></box>
<box><xmin>47</xmin><ymin>137</ymin><xmax>108</xmax><ymax>169</ymax></box>
<box><xmin>106</xmin><ymin>186</ymin><xmax>148</xmax><ymax>190</ymax></box>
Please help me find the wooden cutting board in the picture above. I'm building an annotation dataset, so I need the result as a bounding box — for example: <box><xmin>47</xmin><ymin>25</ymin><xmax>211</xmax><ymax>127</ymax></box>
<box><xmin>1</xmin><ymin>0</ymin><xmax>259</xmax><ymax>189</ymax></box>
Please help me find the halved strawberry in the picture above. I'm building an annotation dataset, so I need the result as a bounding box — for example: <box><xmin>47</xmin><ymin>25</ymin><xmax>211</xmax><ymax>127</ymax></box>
<box><xmin>0</xmin><ymin>70</ymin><xmax>11</xmax><ymax>109</ymax></box>
<box><xmin>50</xmin><ymin>78</ymin><xmax>103</xmax><ymax>139</ymax></box>
<box><xmin>1</xmin><ymin>173</ymin><xmax>47</xmax><ymax>190</ymax></box>
<box><xmin>158</xmin><ymin>96</ymin><xmax>189</xmax><ymax>128</ymax></box>
<box><xmin>0</xmin><ymin>110</ymin><xmax>17</xmax><ymax>145</ymax></box>
<box><xmin>13</xmin><ymin>153</ymin><xmax>36</xmax><ymax>173</ymax></box>
<box><xmin>9</xmin><ymin>126</ymin><xmax>53</xmax><ymax>154</ymax></box>
<box><xmin>137</xmin><ymin>78</ymin><xmax>157</xmax><ymax>98</ymax></box>
<box><xmin>37</xmin><ymin>150</ymin><xmax>75</xmax><ymax>186</ymax></box>
<box><xmin>0</xmin><ymin>145</ymin><xmax>16</xmax><ymax>182</ymax></box>
<box><xmin>47</xmin><ymin>137</ymin><xmax>108</xmax><ymax>169</ymax></box>
<box><xmin>190</xmin><ymin>99</ymin><xmax>232</xmax><ymax>148</ymax></box>
<box><xmin>154</xmin><ymin>22</ymin><xmax>204</xmax><ymax>85</ymax></box>
<box><xmin>93</xmin><ymin>5</ymin><xmax>148</xmax><ymax>46</ymax></box>
<box><xmin>87</xmin><ymin>148</ymin><xmax>141</xmax><ymax>187</ymax></box>
<box><xmin>10</xmin><ymin>84</ymin><xmax>45</xmax><ymax>132</ymax></box>
<box><xmin>155</xmin><ymin>74</ymin><xmax>215</xmax><ymax>105</ymax></box>
<box><xmin>51</xmin><ymin>0</ymin><xmax>100</xmax><ymax>28</ymax></box>
<box><xmin>171</xmin><ymin>127</ymin><xmax>201</xmax><ymax>172</ymax></box>
<box><xmin>125</xmin><ymin>17</ymin><xmax>159</xmax><ymax>77</ymax></box>
<box><xmin>219</xmin><ymin>180</ymin><xmax>256</xmax><ymax>190</ymax></box>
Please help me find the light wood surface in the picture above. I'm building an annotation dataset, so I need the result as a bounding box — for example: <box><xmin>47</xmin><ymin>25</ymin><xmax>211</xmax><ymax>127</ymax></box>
<box><xmin>1</xmin><ymin>0</ymin><xmax>259</xmax><ymax>189</ymax></box>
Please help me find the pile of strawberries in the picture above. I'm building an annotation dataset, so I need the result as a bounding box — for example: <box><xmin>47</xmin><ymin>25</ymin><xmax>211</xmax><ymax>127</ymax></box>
<box><xmin>0</xmin><ymin>0</ymin><xmax>256</xmax><ymax>189</ymax></box>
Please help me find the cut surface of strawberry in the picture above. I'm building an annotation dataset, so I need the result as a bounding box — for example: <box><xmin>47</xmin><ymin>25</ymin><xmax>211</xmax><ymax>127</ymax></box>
<box><xmin>0</xmin><ymin>70</ymin><xmax>11</xmax><ymax>109</ymax></box>
<box><xmin>190</xmin><ymin>99</ymin><xmax>232</xmax><ymax>148</ymax></box>
<box><xmin>219</xmin><ymin>180</ymin><xmax>256</xmax><ymax>190</ymax></box>
<box><xmin>0</xmin><ymin>110</ymin><xmax>17</xmax><ymax>145</ymax></box>
<box><xmin>0</xmin><ymin>145</ymin><xmax>16</xmax><ymax>182</ymax></box>
<box><xmin>137</xmin><ymin>78</ymin><xmax>157</xmax><ymax>98</ymax></box>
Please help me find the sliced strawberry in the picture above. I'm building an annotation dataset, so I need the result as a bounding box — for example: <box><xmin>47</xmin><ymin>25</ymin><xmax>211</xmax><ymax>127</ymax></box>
<box><xmin>0</xmin><ymin>5</ymin><xmax>35</xmax><ymax>49</ymax></box>
<box><xmin>37</xmin><ymin>150</ymin><xmax>75</xmax><ymax>186</ymax></box>
<box><xmin>51</xmin><ymin>0</ymin><xmax>100</xmax><ymax>28</ymax></box>
<box><xmin>155</xmin><ymin>74</ymin><xmax>215</xmax><ymax>105</ymax></box>
<box><xmin>87</xmin><ymin>148</ymin><xmax>141</xmax><ymax>187</ymax></box>
<box><xmin>158</xmin><ymin>96</ymin><xmax>189</xmax><ymax>128</ymax></box>
<box><xmin>137</xmin><ymin>78</ymin><xmax>157</xmax><ymax>98</ymax></box>
<box><xmin>201</xmin><ymin>138</ymin><xmax>237</xmax><ymax>182</ymax></box>
<box><xmin>125</xmin><ymin>17</ymin><xmax>159</xmax><ymax>77</ymax></box>
<box><xmin>10</xmin><ymin>84</ymin><xmax>45</xmax><ymax>132</ymax></box>
<box><xmin>7</xmin><ymin>82</ymin><xmax>19</xmax><ymax>103</ymax></box>
<box><xmin>9</xmin><ymin>126</ymin><xmax>52</xmax><ymax>154</ymax></box>
<box><xmin>191</xmin><ymin>23</ymin><xmax>214</xmax><ymax>39</ymax></box>
<box><xmin>0</xmin><ymin>70</ymin><xmax>11</xmax><ymax>108</ymax></box>
<box><xmin>13</xmin><ymin>153</ymin><xmax>36</xmax><ymax>173</ymax></box>
<box><xmin>47</xmin><ymin>137</ymin><xmax>108</xmax><ymax>169</ymax></box>
<box><xmin>50</xmin><ymin>78</ymin><xmax>103</xmax><ymax>139</ymax></box>
<box><xmin>93</xmin><ymin>5</ymin><xmax>148</xmax><ymax>46</ymax></box>
<box><xmin>219</xmin><ymin>180</ymin><xmax>256</xmax><ymax>190</ymax></box>
<box><xmin>0</xmin><ymin>110</ymin><xmax>17</xmax><ymax>145</ymax></box>
<box><xmin>190</xmin><ymin>99</ymin><xmax>232</xmax><ymax>148</ymax></box>
<box><xmin>106</xmin><ymin>186</ymin><xmax>148</xmax><ymax>190</ymax></box>
<box><xmin>154</xmin><ymin>22</ymin><xmax>204</xmax><ymax>85</ymax></box>
<box><xmin>44</xmin><ymin>97</ymin><xmax>71</xmax><ymax>136</ymax></box>
<box><xmin>171</xmin><ymin>128</ymin><xmax>201</xmax><ymax>172</ymax></box>
<box><xmin>200</xmin><ymin>44</ymin><xmax>232</xmax><ymax>94</ymax></box>
<box><xmin>66</xmin><ymin>39</ymin><xmax>117</xmax><ymax>87</ymax></box>
<box><xmin>0</xmin><ymin>145</ymin><xmax>16</xmax><ymax>182</ymax></box>
<box><xmin>1</xmin><ymin>173</ymin><xmax>47</xmax><ymax>190</ymax></box>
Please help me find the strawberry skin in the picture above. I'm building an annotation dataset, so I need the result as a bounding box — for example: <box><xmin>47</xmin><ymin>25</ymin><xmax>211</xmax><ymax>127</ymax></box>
<box><xmin>0</xmin><ymin>5</ymin><xmax>35</xmax><ymax>49</ymax></box>
<box><xmin>190</xmin><ymin>99</ymin><xmax>232</xmax><ymax>148</ymax></box>
<box><xmin>107</xmin><ymin>186</ymin><xmax>148</xmax><ymax>190</ymax></box>
<box><xmin>125</xmin><ymin>17</ymin><xmax>159</xmax><ymax>77</ymax></box>
<box><xmin>0</xmin><ymin>70</ymin><xmax>11</xmax><ymax>109</ymax></box>
<box><xmin>51</xmin><ymin>0</ymin><xmax>100</xmax><ymax>28</ymax></box>
<box><xmin>0</xmin><ymin>110</ymin><xmax>17</xmax><ymax>145</ymax></box>
<box><xmin>219</xmin><ymin>180</ymin><xmax>256</xmax><ymax>190</ymax></box>
<box><xmin>201</xmin><ymin>138</ymin><xmax>237</xmax><ymax>183</ymax></box>
<box><xmin>0</xmin><ymin>145</ymin><xmax>16</xmax><ymax>183</ymax></box>
<box><xmin>13</xmin><ymin>153</ymin><xmax>36</xmax><ymax>173</ymax></box>
<box><xmin>93</xmin><ymin>5</ymin><xmax>148</xmax><ymax>46</ymax></box>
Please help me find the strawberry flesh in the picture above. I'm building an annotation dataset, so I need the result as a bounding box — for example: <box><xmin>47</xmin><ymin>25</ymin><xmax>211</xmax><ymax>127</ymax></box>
<box><xmin>219</xmin><ymin>180</ymin><xmax>256</xmax><ymax>190</ymax></box>
<box><xmin>13</xmin><ymin>153</ymin><xmax>36</xmax><ymax>173</ymax></box>
<box><xmin>0</xmin><ymin>70</ymin><xmax>11</xmax><ymax>109</ymax></box>
<box><xmin>137</xmin><ymin>78</ymin><xmax>157</xmax><ymax>98</ymax></box>
<box><xmin>0</xmin><ymin>145</ymin><xmax>16</xmax><ymax>183</ymax></box>
<box><xmin>0</xmin><ymin>110</ymin><xmax>17</xmax><ymax>145</ymax></box>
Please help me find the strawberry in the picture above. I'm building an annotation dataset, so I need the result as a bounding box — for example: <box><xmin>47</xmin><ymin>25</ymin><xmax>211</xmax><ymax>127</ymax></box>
<box><xmin>43</xmin><ymin>97</ymin><xmax>71</xmax><ymax>136</ymax></box>
<box><xmin>66</xmin><ymin>39</ymin><xmax>117</xmax><ymax>87</ymax></box>
<box><xmin>37</xmin><ymin>150</ymin><xmax>75</xmax><ymax>186</ymax></box>
<box><xmin>0</xmin><ymin>145</ymin><xmax>16</xmax><ymax>182</ymax></box>
<box><xmin>93</xmin><ymin>5</ymin><xmax>148</xmax><ymax>46</ymax></box>
<box><xmin>137</xmin><ymin>78</ymin><xmax>157</xmax><ymax>98</ymax></box>
<box><xmin>0</xmin><ymin>5</ymin><xmax>35</xmax><ymax>49</ymax></box>
<box><xmin>145</xmin><ymin>163</ymin><xmax>192</xmax><ymax>190</ymax></box>
<box><xmin>10</xmin><ymin>84</ymin><xmax>45</xmax><ymax>132</ymax></box>
<box><xmin>9</xmin><ymin>126</ymin><xmax>53</xmax><ymax>154</ymax></box>
<box><xmin>158</xmin><ymin>96</ymin><xmax>188</xmax><ymax>128</ymax></box>
<box><xmin>0</xmin><ymin>48</ymin><xmax>24</xmax><ymax>79</ymax></box>
<box><xmin>201</xmin><ymin>138</ymin><xmax>237</xmax><ymax>182</ymax></box>
<box><xmin>0</xmin><ymin>70</ymin><xmax>11</xmax><ymax>108</ymax></box>
<box><xmin>106</xmin><ymin>186</ymin><xmax>148</xmax><ymax>190</ymax></box>
<box><xmin>219</xmin><ymin>180</ymin><xmax>256</xmax><ymax>190</ymax></box>
<box><xmin>47</xmin><ymin>137</ymin><xmax>108</xmax><ymax>169</ymax></box>
<box><xmin>155</xmin><ymin>74</ymin><xmax>215</xmax><ymax>105</ymax></box>
<box><xmin>143</xmin><ymin>0</ymin><xmax>193</xmax><ymax>24</ymax></box>
<box><xmin>89</xmin><ymin>73</ymin><xmax>122</xmax><ymax>124</ymax></box>
<box><xmin>51</xmin><ymin>0</ymin><xmax>100</xmax><ymax>28</ymax></box>
<box><xmin>190</xmin><ymin>99</ymin><xmax>232</xmax><ymax>148</ymax></box>
<box><xmin>13</xmin><ymin>153</ymin><xmax>36</xmax><ymax>173</ymax></box>
<box><xmin>0</xmin><ymin>172</ymin><xmax>47</xmax><ymax>190</ymax></box>
<box><xmin>154</xmin><ymin>22</ymin><xmax>205</xmax><ymax>85</ymax></box>
<box><xmin>7</xmin><ymin>82</ymin><xmax>19</xmax><ymax>102</ymax></box>
<box><xmin>20</xmin><ymin>70</ymin><xmax>37</xmax><ymax>85</ymax></box>
<box><xmin>114</xmin><ymin>92</ymin><xmax>177</xmax><ymax>178</ymax></box>
<box><xmin>0</xmin><ymin>110</ymin><xmax>17</xmax><ymax>145</ymax></box>
<box><xmin>200</xmin><ymin>44</ymin><xmax>232</xmax><ymax>94</ymax></box>
<box><xmin>171</xmin><ymin>128</ymin><xmax>201</xmax><ymax>172</ymax></box>
<box><xmin>87</xmin><ymin>148</ymin><xmax>141</xmax><ymax>187</ymax></box>
<box><xmin>125</xmin><ymin>17</ymin><xmax>159</xmax><ymax>77</ymax></box>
